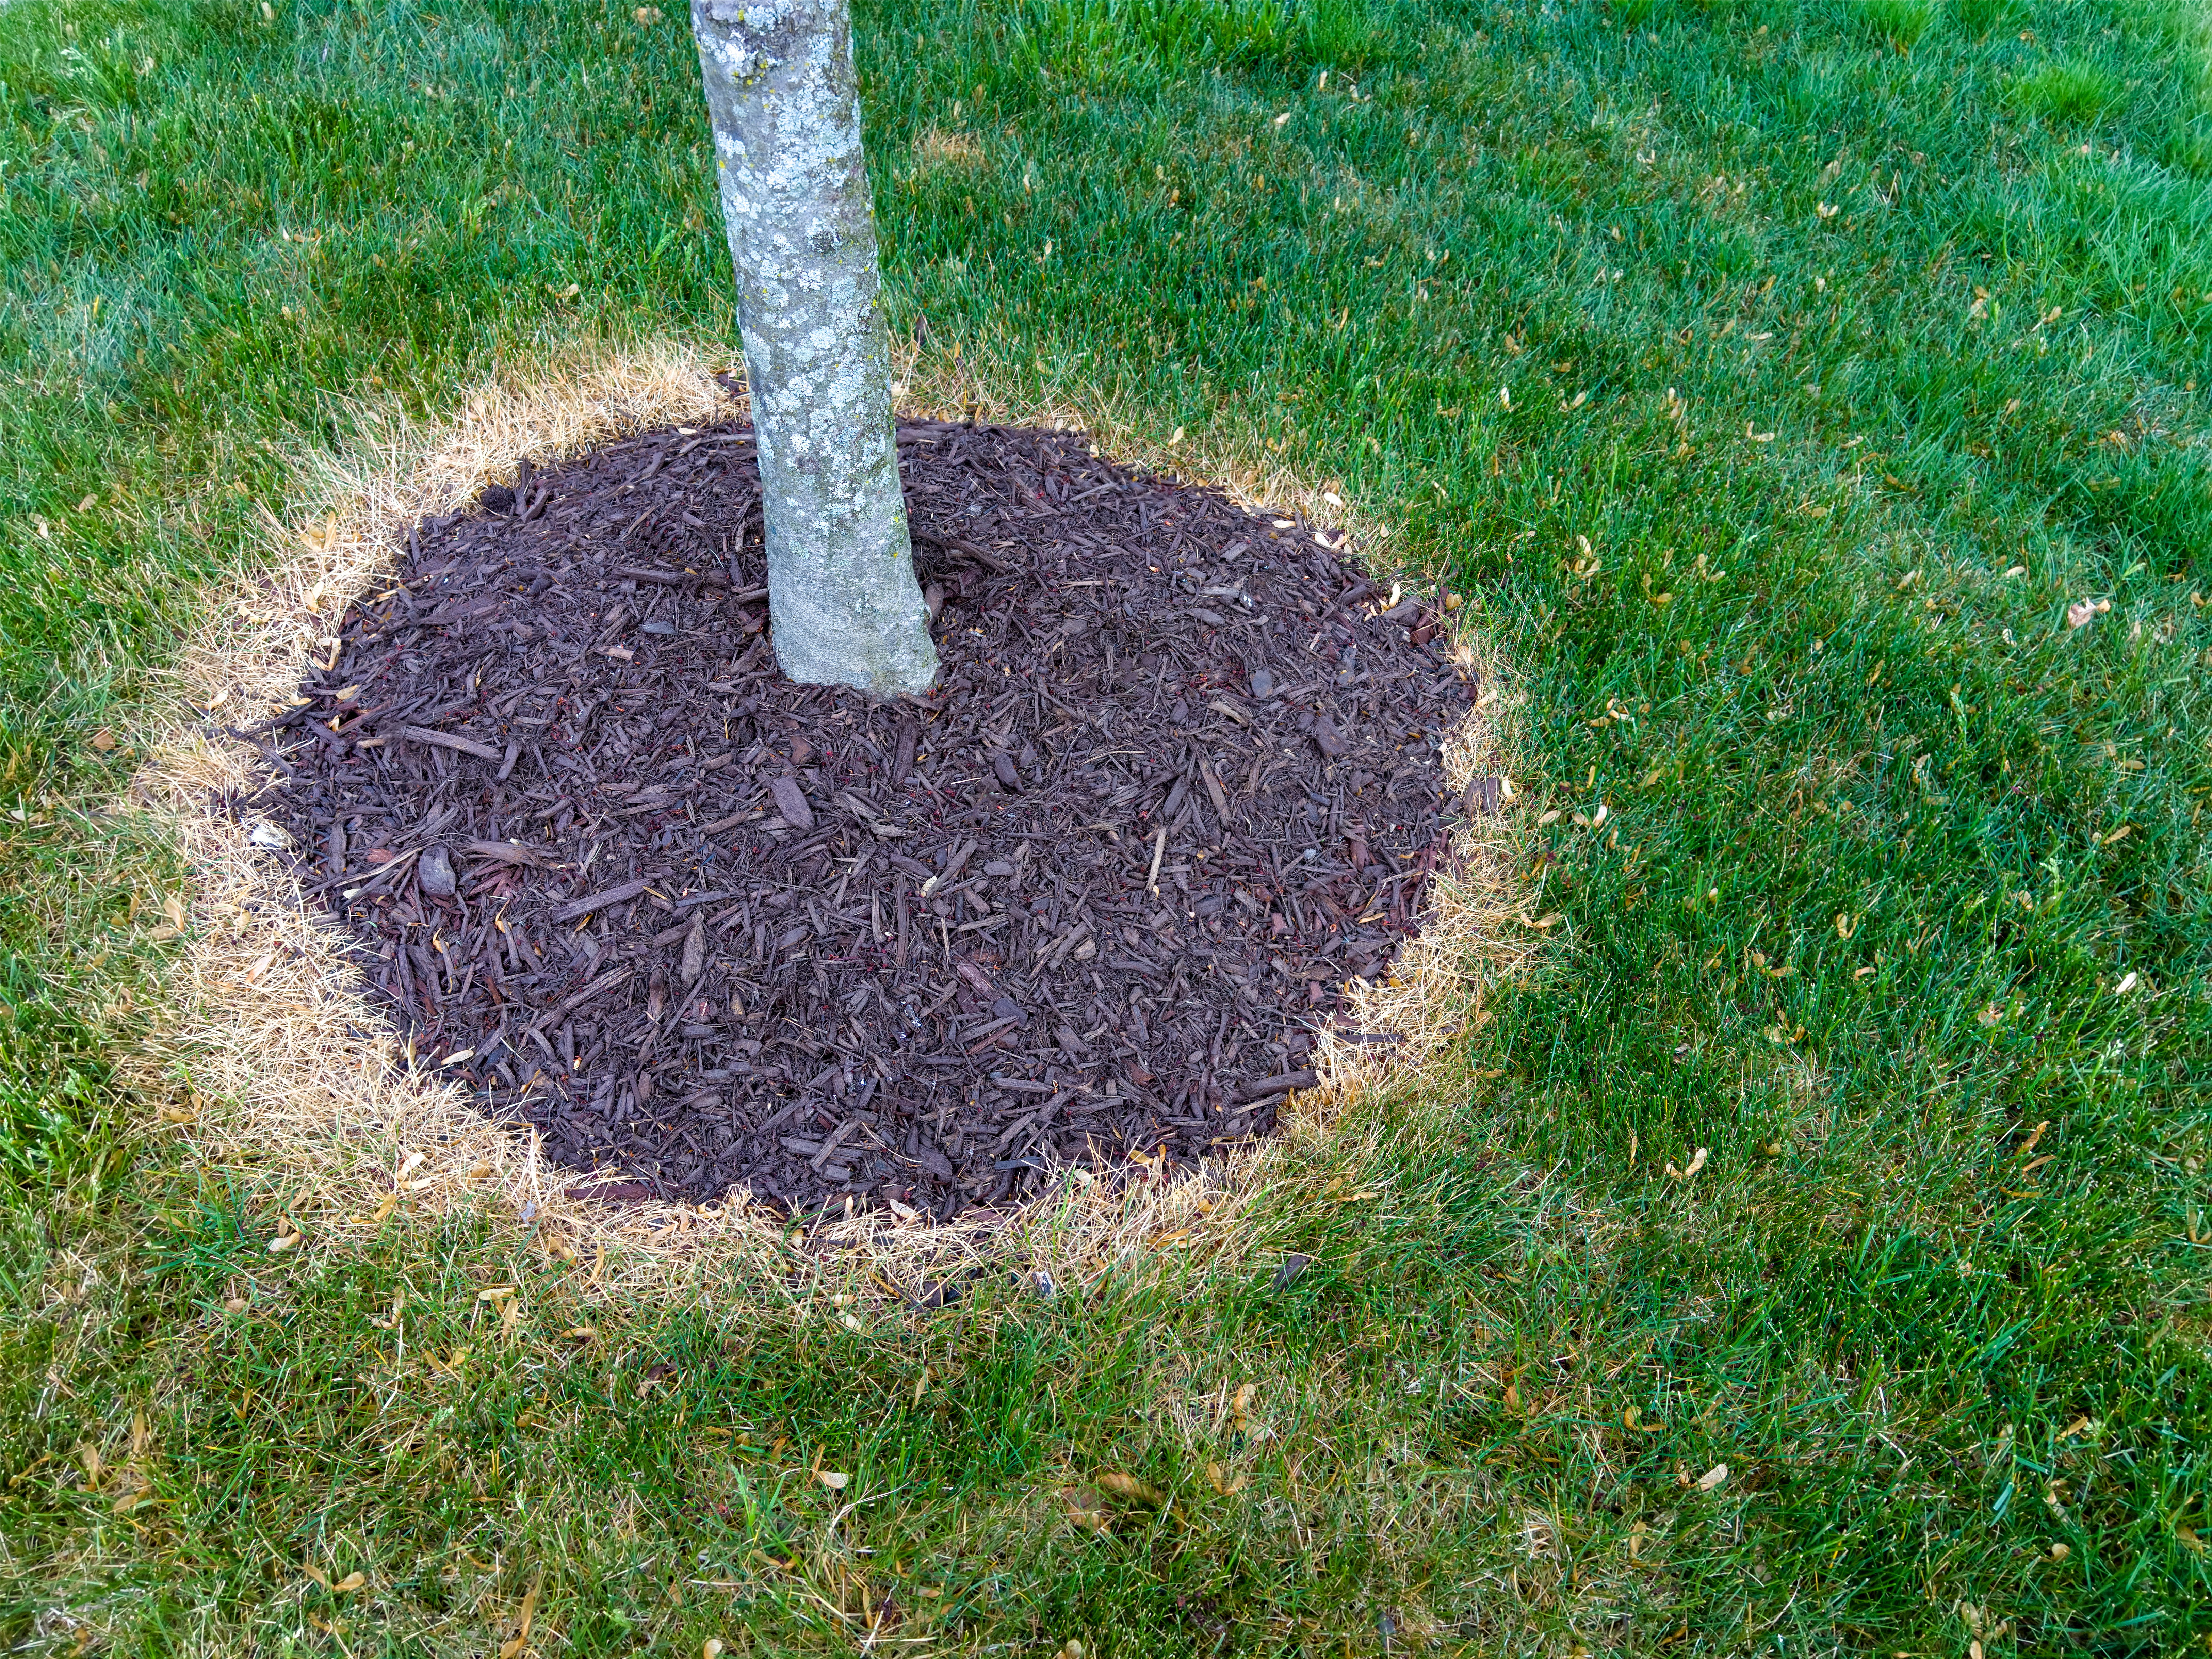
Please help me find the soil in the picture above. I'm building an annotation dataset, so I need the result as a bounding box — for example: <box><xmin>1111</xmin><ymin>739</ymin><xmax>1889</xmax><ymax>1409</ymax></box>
<box><xmin>247</xmin><ymin>418</ymin><xmax>1486</xmax><ymax>1220</ymax></box>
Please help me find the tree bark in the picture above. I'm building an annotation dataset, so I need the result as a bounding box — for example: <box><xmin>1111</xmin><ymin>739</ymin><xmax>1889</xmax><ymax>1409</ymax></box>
<box><xmin>691</xmin><ymin>0</ymin><xmax>938</xmax><ymax>697</ymax></box>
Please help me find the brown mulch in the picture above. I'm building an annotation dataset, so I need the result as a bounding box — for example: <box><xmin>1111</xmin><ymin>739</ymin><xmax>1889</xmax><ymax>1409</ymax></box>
<box><xmin>244</xmin><ymin>419</ymin><xmax>1479</xmax><ymax>1221</ymax></box>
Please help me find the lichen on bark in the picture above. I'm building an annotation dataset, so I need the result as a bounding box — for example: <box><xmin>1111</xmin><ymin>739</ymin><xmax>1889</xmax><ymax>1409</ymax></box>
<box><xmin>691</xmin><ymin>0</ymin><xmax>938</xmax><ymax>697</ymax></box>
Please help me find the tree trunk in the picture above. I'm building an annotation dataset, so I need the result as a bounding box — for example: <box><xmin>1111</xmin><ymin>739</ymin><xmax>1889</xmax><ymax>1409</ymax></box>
<box><xmin>690</xmin><ymin>0</ymin><xmax>938</xmax><ymax>697</ymax></box>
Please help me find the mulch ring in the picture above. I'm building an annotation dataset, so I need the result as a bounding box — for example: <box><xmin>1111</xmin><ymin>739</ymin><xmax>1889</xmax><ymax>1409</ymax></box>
<box><xmin>244</xmin><ymin>419</ymin><xmax>1482</xmax><ymax>1222</ymax></box>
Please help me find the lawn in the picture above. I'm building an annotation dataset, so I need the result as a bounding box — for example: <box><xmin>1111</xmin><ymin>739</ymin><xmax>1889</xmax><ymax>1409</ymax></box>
<box><xmin>3</xmin><ymin>0</ymin><xmax>2210</xmax><ymax>1647</ymax></box>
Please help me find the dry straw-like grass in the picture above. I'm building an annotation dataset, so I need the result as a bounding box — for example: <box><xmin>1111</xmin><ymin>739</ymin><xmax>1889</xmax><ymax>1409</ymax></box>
<box><xmin>122</xmin><ymin>334</ymin><xmax>1540</xmax><ymax>1309</ymax></box>
<box><xmin>910</xmin><ymin>126</ymin><xmax>987</xmax><ymax>169</ymax></box>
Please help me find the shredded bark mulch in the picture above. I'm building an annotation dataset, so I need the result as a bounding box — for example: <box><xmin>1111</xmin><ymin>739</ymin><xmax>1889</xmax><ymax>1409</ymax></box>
<box><xmin>248</xmin><ymin>419</ymin><xmax>1481</xmax><ymax>1220</ymax></box>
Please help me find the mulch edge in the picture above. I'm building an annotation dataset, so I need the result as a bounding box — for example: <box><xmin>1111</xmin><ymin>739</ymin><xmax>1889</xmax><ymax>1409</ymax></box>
<box><xmin>113</xmin><ymin>338</ymin><xmax>1541</xmax><ymax>1307</ymax></box>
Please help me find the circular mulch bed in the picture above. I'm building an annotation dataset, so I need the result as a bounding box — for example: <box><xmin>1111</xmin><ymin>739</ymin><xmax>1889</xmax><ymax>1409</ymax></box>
<box><xmin>250</xmin><ymin>420</ymin><xmax>1475</xmax><ymax>1220</ymax></box>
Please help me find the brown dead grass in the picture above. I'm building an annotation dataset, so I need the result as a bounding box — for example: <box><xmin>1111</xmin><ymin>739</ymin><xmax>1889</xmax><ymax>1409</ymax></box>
<box><xmin>911</xmin><ymin>127</ymin><xmax>987</xmax><ymax>169</ymax></box>
<box><xmin>120</xmin><ymin>334</ymin><xmax>1541</xmax><ymax>1309</ymax></box>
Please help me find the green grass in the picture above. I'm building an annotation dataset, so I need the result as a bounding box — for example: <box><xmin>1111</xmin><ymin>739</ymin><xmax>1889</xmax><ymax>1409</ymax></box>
<box><xmin>2008</xmin><ymin>57</ymin><xmax>2132</xmax><ymax>124</ymax></box>
<box><xmin>3</xmin><ymin>0</ymin><xmax>2211</xmax><ymax>1647</ymax></box>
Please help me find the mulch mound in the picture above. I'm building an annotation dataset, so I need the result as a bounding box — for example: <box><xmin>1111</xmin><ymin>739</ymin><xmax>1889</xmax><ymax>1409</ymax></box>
<box><xmin>247</xmin><ymin>419</ymin><xmax>1479</xmax><ymax>1220</ymax></box>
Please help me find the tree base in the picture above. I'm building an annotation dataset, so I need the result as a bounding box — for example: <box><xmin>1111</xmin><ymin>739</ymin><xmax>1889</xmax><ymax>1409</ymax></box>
<box><xmin>258</xmin><ymin>421</ymin><xmax>1479</xmax><ymax>1222</ymax></box>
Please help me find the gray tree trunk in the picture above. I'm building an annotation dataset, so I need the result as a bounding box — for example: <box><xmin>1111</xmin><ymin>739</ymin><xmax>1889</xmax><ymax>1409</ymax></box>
<box><xmin>690</xmin><ymin>0</ymin><xmax>938</xmax><ymax>697</ymax></box>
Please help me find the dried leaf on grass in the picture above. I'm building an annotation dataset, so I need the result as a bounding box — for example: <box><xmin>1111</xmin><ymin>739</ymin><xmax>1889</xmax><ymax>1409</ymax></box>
<box><xmin>1096</xmin><ymin>1470</ymin><xmax>1167</xmax><ymax>1508</ymax></box>
<box><xmin>497</xmin><ymin>1567</ymin><xmax>543</xmax><ymax>1659</ymax></box>
<box><xmin>1059</xmin><ymin>1485</ymin><xmax>1111</xmax><ymax>1531</ymax></box>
